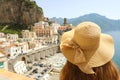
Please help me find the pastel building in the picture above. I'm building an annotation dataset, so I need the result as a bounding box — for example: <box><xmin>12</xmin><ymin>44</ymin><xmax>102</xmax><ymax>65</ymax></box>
<box><xmin>57</xmin><ymin>24</ymin><xmax>75</xmax><ymax>43</ymax></box>
<box><xmin>21</xmin><ymin>30</ymin><xmax>37</xmax><ymax>38</ymax></box>
<box><xmin>58</xmin><ymin>24</ymin><xmax>75</xmax><ymax>34</ymax></box>
<box><xmin>33</xmin><ymin>25</ymin><xmax>53</xmax><ymax>37</ymax></box>
<box><xmin>34</xmin><ymin>38</ymin><xmax>42</xmax><ymax>49</ymax></box>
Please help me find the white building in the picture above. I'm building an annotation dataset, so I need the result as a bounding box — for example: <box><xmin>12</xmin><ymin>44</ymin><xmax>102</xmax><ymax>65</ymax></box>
<box><xmin>5</xmin><ymin>44</ymin><xmax>19</xmax><ymax>58</ymax></box>
<box><xmin>6</xmin><ymin>34</ymin><xmax>18</xmax><ymax>41</ymax></box>
<box><xmin>51</xmin><ymin>22</ymin><xmax>60</xmax><ymax>44</ymax></box>
<box><xmin>34</xmin><ymin>21</ymin><xmax>49</xmax><ymax>28</ymax></box>
<box><xmin>16</xmin><ymin>42</ymin><xmax>29</xmax><ymax>54</ymax></box>
<box><xmin>14</xmin><ymin>61</ymin><xmax>27</xmax><ymax>74</ymax></box>
<box><xmin>0</xmin><ymin>38</ymin><xmax>6</xmax><ymax>42</ymax></box>
<box><xmin>4</xmin><ymin>42</ymin><xmax>29</xmax><ymax>58</ymax></box>
<box><xmin>51</xmin><ymin>22</ymin><xmax>60</xmax><ymax>34</ymax></box>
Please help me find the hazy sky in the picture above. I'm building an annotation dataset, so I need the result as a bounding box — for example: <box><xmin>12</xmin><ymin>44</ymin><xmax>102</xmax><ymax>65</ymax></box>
<box><xmin>35</xmin><ymin>0</ymin><xmax>120</xmax><ymax>19</ymax></box>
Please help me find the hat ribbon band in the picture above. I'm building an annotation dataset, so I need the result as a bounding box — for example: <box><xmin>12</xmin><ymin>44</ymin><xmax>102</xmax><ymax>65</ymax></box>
<box><xmin>71</xmin><ymin>41</ymin><xmax>86</xmax><ymax>64</ymax></box>
<box><xmin>61</xmin><ymin>38</ymin><xmax>86</xmax><ymax>64</ymax></box>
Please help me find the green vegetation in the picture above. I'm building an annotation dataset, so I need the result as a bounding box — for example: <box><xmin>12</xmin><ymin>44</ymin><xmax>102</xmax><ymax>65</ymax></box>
<box><xmin>24</xmin><ymin>0</ymin><xmax>43</xmax><ymax>12</ymax></box>
<box><xmin>37</xmin><ymin>6</ymin><xmax>43</xmax><ymax>12</ymax></box>
<box><xmin>24</xmin><ymin>0</ymin><xmax>37</xmax><ymax>8</ymax></box>
<box><xmin>0</xmin><ymin>23</ymin><xmax>30</xmax><ymax>36</ymax></box>
<box><xmin>1</xmin><ymin>25</ymin><xmax>8</xmax><ymax>31</ymax></box>
<box><xmin>1</xmin><ymin>29</ymin><xmax>19</xmax><ymax>34</ymax></box>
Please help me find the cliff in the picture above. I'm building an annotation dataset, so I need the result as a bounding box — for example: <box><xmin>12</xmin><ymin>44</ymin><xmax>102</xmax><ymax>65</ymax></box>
<box><xmin>0</xmin><ymin>0</ymin><xmax>44</xmax><ymax>25</ymax></box>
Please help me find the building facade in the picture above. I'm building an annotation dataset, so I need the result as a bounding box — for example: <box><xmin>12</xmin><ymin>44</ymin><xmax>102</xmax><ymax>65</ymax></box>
<box><xmin>21</xmin><ymin>30</ymin><xmax>37</xmax><ymax>39</ymax></box>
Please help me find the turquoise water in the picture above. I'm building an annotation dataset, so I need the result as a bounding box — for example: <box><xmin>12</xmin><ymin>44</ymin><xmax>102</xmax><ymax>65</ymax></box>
<box><xmin>106</xmin><ymin>31</ymin><xmax>120</xmax><ymax>71</ymax></box>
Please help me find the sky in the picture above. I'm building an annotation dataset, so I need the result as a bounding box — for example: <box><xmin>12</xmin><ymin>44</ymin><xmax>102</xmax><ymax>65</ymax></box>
<box><xmin>35</xmin><ymin>0</ymin><xmax>120</xmax><ymax>19</ymax></box>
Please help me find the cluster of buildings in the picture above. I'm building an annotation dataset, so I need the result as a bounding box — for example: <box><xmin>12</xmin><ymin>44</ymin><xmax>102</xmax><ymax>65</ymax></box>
<box><xmin>0</xmin><ymin>18</ymin><xmax>75</xmax><ymax>80</ymax></box>
<box><xmin>0</xmin><ymin>21</ymin><xmax>59</xmax><ymax>69</ymax></box>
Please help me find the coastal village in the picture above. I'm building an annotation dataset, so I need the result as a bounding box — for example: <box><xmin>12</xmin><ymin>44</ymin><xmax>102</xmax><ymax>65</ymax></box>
<box><xmin>1</xmin><ymin>0</ymin><xmax>120</xmax><ymax>80</ymax></box>
<box><xmin>0</xmin><ymin>17</ymin><xmax>75</xmax><ymax>80</ymax></box>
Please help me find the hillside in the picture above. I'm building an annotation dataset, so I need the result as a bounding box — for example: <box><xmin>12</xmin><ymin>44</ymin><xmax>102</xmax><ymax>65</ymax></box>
<box><xmin>0</xmin><ymin>0</ymin><xmax>44</xmax><ymax>35</ymax></box>
<box><xmin>0</xmin><ymin>0</ymin><xmax>44</xmax><ymax>25</ymax></box>
<box><xmin>50</xmin><ymin>13</ymin><xmax>120</xmax><ymax>32</ymax></box>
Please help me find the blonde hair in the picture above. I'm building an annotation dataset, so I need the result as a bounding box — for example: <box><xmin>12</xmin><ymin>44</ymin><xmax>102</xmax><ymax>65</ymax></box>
<box><xmin>60</xmin><ymin>60</ymin><xmax>119</xmax><ymax>80</ymax></box>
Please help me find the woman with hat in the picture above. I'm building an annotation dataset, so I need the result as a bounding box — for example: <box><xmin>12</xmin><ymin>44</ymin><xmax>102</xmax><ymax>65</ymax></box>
<box><xmin>60</xmin><ymin>22</ymin><xmax>120</xmax><ymax>80</ymax></box>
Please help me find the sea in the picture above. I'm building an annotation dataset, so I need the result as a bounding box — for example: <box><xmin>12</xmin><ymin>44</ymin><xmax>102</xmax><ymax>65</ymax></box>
<box><xmin>106</xmin><ymin>31</ymin><xmax>120</xmax><ymax>72</ymax></box>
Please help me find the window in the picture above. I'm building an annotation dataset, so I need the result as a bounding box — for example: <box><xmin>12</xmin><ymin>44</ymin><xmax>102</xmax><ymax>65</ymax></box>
<box><xmin>0</xmin><ymin>62</ymin><xmax>4</xmax><ymax>68</ymax></box>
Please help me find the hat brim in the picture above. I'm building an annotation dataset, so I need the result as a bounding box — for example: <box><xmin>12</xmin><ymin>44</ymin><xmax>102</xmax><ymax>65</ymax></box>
<box><xmin>77</xmin><ymin>33</ymin><xmax>114</xmax><ymax>74</ymax></box>
<box><xmin>87</xmin><ymin>33</ymin><xmax>114</xmax><ymax>67</ymax></box>
<box><xmin>60</xmin><ymin>30</ymin><xmax>114</xmax><ymax>74</ymax></box>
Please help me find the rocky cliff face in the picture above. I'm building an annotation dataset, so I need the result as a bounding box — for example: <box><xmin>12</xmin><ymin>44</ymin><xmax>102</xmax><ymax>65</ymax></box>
<box><xmin>0</xmin><ymin>0</ymin><xmax>44</xmax><ymax>25</ymax></box>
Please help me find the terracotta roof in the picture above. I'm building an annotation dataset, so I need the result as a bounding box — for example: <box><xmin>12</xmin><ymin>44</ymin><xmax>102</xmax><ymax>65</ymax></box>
<box><xmin>58</xmin><ymin>26</ymin><xmax>75</xmax><ymax>30</ymax></box>
<box><xmin>58</xmin><ymin>26</ymin><xmax>67</xmax><ymax>30</ymax></box>
<box><xmin>0</xmin><ymin>69</ymin><xmax>35</xmax><ymax>80</ymax></box>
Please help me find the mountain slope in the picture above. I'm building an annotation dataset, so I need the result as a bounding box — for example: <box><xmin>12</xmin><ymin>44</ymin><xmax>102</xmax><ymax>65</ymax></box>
<box><xmin>0</xmin><ymin>0</ymin><xmax>44</xmax><ymax>35</ymax></box>
<box><xmin>0</xmin><ymin>0</ymin><xmax>44</xmax><ymax>25</ymax></box>
<box><xmin>50</xmin><ymin>13</ymin><xmax>120</xmax><ymax>32</ymax></box>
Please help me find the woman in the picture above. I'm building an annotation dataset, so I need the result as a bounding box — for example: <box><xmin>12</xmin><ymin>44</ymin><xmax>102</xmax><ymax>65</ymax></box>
<box><xmin>60</xmin><ymin>21</ymin><xmax>120</xmax><ymax>80</ymax></box>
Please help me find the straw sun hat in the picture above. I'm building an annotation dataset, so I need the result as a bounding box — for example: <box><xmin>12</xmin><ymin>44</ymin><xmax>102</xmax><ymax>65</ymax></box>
<box><xmin>60</xmin><ymin>21</ymin><xmax>114</xmax><ymax>74</ymax></box>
